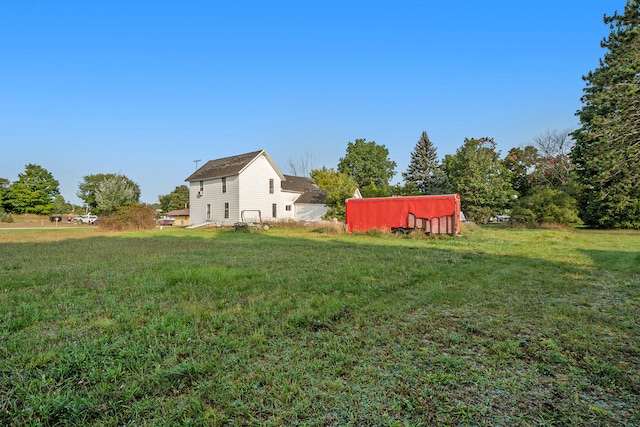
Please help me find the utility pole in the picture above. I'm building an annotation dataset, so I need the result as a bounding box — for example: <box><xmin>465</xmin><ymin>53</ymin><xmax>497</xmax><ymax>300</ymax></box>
<box><xmin>194</xmin><ymin>159</ymin><xmax>201</xmax><ymax>170</ymax></box>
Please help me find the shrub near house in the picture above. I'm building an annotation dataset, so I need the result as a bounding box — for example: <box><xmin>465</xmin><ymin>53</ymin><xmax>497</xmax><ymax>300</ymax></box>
<box><xmin>512</xmin><ymin>188</ymin><xmax>582</xmax><ymax>226</ymax></box>
<box><xmin>98</xmin><ymin>203</ymin><xmax>156</xmax><ymax>231</ymax></box>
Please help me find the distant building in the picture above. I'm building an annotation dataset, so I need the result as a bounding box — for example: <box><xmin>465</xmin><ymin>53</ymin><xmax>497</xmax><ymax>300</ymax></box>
<box><xmin>164</xmin><ymin>209</ymin><xmax>190</xmax><ymax>227</ymax></box>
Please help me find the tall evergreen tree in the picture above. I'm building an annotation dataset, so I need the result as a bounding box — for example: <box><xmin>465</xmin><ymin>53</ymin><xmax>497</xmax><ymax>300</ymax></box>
<box><xmin>572</xmin><ymin>0</ymin><xmax>640</xmax><ymax>228</ymax></box>
<box><xmin>402</xmin><ymin>131</ymin><xmax>450</xmax><ymax>195</ymax></box>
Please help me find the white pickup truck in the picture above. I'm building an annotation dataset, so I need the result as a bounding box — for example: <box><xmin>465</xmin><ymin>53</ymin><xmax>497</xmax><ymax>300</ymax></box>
<box><xmin>73</xmin><ymin>214</ymin><xmax>99</xmax><ymax>225</ymax></box>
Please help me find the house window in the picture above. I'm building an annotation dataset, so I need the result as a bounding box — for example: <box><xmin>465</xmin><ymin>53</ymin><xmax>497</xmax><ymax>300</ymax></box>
<box><xmin>222</xmin><ymin>177</ymin><xmax>226</xmax><ymax>193</ymax></box>
<box><xmin>206</xmin><ymin>204</ymin><xmax>211</xmax><ymax>221</ymax></box>
<box><xmin>199</xmin><ymin>181</ymin><xmax>204</xmax><ymax>196</ymax></box>
<box><xmin>269</xmin><ymin>178</ymin><xmax>274</xmax><ymax>194</ymax></box>
<box><xmin>224</xmin><ymin>202</ymin><xmax>229</xmax><ymax>219</ymax></box>
<box><xmin>272</xmin><ymin>203</ymin><xmax>277</xmax><ymax>218</ymax></box>
<box><xmin>285</xmin><ymin>205</ymin><xmax>292</xmax><ymax>211</ymax></box>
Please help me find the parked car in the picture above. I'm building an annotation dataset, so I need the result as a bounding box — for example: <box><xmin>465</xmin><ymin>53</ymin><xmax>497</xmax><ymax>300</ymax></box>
<box><xmin>73</xmin><ymin>215</ymin><xmax>98</xmax><ymax>224</ymax></box>
<box><xmin>156</xmin><ymin>217</ymin><xmax>175</xmax><ymax>226</ymax></box>
<box><xmin>489</xmin><ymin>215</ymin><xmax>511</xmax><ymax>223</ymax></box>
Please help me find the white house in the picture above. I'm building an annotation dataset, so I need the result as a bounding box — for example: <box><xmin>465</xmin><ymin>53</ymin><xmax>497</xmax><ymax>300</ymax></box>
<box><xmin>185</xmin><ymin>150</ymin><xmax>331</xmax><ymax>227</ymax></box>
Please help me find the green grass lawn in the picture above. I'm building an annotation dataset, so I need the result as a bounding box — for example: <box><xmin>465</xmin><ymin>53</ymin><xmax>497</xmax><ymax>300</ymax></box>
<box><xmin>1</xmin><ymin>225</ymin><xmax>638</xmax><ymax>426</ymax></box>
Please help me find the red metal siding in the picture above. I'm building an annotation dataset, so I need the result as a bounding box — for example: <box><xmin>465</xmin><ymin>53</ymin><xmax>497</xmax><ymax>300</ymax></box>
<box><xmin>345</xmin><ymin>194</ymin><xmax>461</xmax><ymax>235</ymax></box>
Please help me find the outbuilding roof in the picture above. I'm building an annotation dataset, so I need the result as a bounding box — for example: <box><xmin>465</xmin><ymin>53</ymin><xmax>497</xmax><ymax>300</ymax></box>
<box><xmin>282</xmin><ymin>175</ymin><xmax>326</xmax><ymax>204</ymax></box>
<box><xmin>165</xmin><ymin>209</ymin><xmax>189</xmax><ymax>216</ymax></box>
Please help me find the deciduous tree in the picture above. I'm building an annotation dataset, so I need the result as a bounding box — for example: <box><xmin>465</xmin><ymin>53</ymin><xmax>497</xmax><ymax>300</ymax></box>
<box><xmin>572</xmin><ymin>0</ymin><xmax>640</xmax><ymax>228</ymax></box>
<box><xmin>337</xmin><ymin>139</ymin><xmax>396</xmax><ymax>197</ymax></box>
<box><xmin>95</xmin><ymin>175</ymin><xmax>140</xmax><ymax>214</ymax></box>
<box><xmin>389</xmin><ymin>181</ymin><xmax>421</xmax><ymax>196</ymax></box>
<box><xmin>52</xmin><ymin>195</ymin><xmax>72</xmax><ymax>214</ymax></box>
<box><xmin>78</xmin><ymin>173</ymin><xmax>140</xmax><ymax>214</ymax></box>
<box><xmin>159</xmin><ymin>185</ymin><xmax>189</xmax><ymax>213</ymax></box>
<box><xmin>287</xmin><ymin>151</ymin><xmax>315</xmax><ymax>177</ymax></box>
<box><xmin>532</xmin><ymin>129</ymin><xmax>575</xmax><ymax>192</ymax></box>
<box><xmin>311</xmin><ymin>167</ymin><xmax>358</xmax><ymax>220</ymax></box>
<box><xmin>442</xmin><ymin>138</ymin><xmax>514</xmax><ymax>223</ymax></box>
<box><xmin>503</xmin><ymin>145</ymin><xmax>540</xmax><ymax>198</ymax></box>
<box><xmin>4</xmin><ymin>164</ymin><xmax>60</xmax><ymax>214</ymax></box>
<box><xmin>0</xmin><ymin>178</ymin><xmax>9</xmax><ymax>211</ymax></box>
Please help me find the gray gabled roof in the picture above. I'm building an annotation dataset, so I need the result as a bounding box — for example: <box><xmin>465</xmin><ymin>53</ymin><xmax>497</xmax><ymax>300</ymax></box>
<box><xmin>185</xmin><ymin>150</ymin><xmax>284</xmax><ymax>182</ymax></box>
<box><xmin>165</xmin><ymin>209</ymin><xmax>189</xmax><ymax>216</ymax></box>
<box><xmin>282</xmin><ymin>174</ymin><xmax>326</xmax><ymax>204</ymax></box>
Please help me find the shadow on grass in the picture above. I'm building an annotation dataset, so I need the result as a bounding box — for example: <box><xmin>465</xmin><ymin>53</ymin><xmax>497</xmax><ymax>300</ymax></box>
<box><xmin>580</xmin><ymin>248</ymin><xmax>640</xmax><ymax>276</ymax></box>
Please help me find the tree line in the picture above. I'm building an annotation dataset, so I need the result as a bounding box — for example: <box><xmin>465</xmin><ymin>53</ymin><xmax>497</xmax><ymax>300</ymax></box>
<box><xmin>0</xmin><ymin>169</ymin><xmax>140</xmax><ymax>216</ymax></box>
<box><xmin>312</xmin><ymin>1</ymin><xmax>640</xmax><ymax>229</ymax></box>
<box><xmin>0</xmin><ymin>169</ymin><xmax>157</xmax><ymax>230</ymax></box>
<box><xmin>0</xmin><ymin>164</ymin><xmax>189</xmax><ymax>225</ymax></box>
<box><xmin>311</xmin><ymin>131</ymin><xmax>580</xmax><ymax>226</ymax></box>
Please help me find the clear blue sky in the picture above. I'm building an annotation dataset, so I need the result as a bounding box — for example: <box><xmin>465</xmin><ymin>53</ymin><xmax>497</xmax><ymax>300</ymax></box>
<box><xmin>0</xmin><ymin>1</ymin><xmax>616</xmax><ymax>205</ymax></box>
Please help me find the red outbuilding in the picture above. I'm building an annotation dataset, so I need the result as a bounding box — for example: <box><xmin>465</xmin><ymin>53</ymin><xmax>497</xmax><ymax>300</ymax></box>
<box><xmin>345</xmin><ymin>194</ymin><xmax>461</xmax><ymax>235</ymax></box>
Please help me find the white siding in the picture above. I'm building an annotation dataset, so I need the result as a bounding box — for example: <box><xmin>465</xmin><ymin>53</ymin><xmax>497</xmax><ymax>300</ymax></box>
<box><xmin>280</xmin><ymin>191</ymin><xmax>299</xmax><ymax>221</ymax></box>
<box><xmin>188</xmin><ymin>151</ymin><xmax>321</xmax><ymax>226</ymax></box>
<box><xmin>190</xmin><ymin>176</ymin><xmax>240</xmax><ymax>226</ymax></box>
<box><xmin>295</xmin><ymin>204</ymin><xmax>329</xmax><ymax>221</ymax></box>
<box><xmin>189</xmin><ymin>181</ymin><xmax>205</xmax><ymax>225</ymax></box>
<box><xmin>237</xmin><ymin>154</ymin><xmax>295</xmax><ymax>221</ymax></box>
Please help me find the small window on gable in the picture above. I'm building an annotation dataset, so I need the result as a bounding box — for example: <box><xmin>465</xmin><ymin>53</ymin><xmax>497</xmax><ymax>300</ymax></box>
<box><xmin>199</xmin><ymin>181</ymin><xmax>204</xmax><ymax>195</ymax></box>
<box><xmin>222</xmin><ymin>177</ymin><xmax>227</xmax><ymax>193</ymax></box>
<box><xmin>269</xmin><ymin>178</ymin><xmax>274</xmax><ymax>194</ymax></box>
